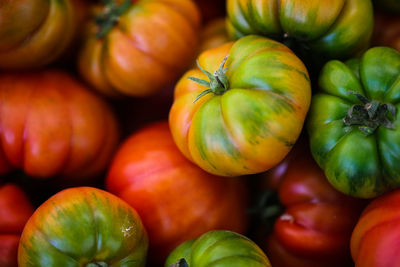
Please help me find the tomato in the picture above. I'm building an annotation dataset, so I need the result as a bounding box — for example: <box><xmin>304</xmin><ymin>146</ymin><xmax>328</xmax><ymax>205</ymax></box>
<box><xmin>78</xmin><ymin>0</ymin><xmax>201</xmax><ymax>97</ymax></box>
<box><xmin>373</xmin><ymin>12</ymin><xmax>400</xmax><ymax>52</ymax></box>
<box><xmin>307</xmin><ymin>46</ymin><xmax>400</xmax><ymax>198</ymax></box>
<box><xmin>198</xmin><ymin>18</ymin><xmax>231</xmax><ymax>55</ymax></box>
<box><xmin>165</xmin><ymin>230</ymin><xmax>271</xmax><ymax>267</ymax></box>
<box><xmin>169</xmin><ymin>35</ymin><xmax>311</xmax><ymax>176</ymax></box>
<box><xmin>0</xmin><ymin>71</ymin><xmax>119</xmax><ymax>179</ymax></box>
<box><xmin>258</xmin><ymin>143</ymin><xmax>365</xmax><ymax>267</ymax></box>
<box><xmin>227</xmin><ymin>0</ymin><xmax>373</xmax><ymax>61</ymax></box>
<box><xmin>0</xmin><ymin>184</ymin><xmax>34</xmax><ymax>267</ymax></box>
<box><xmin>106</xmin><ymin>122</ymin><xmax>248</xmax><ymax>264</ymax></box>
<box><xmin>350</xmin><ymin>189</ymin><xmax>400</xmax><ymax>267</ymax></box>
<box><xmin>18</xmin><ymin>187</ymin><xmax>148</xmax><ymax>266</ymax></box>
<box><xmin>0</xmin><ymin>0</ymin><xmax>85</xmax><ymax>69</ymax></box>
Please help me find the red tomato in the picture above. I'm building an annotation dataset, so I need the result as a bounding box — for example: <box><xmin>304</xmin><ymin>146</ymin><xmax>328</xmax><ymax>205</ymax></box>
<box><xmin>0</xmin><ymin>71</ymin><xmax>119</xmax><ymax>179</ymax></box>
<box><xmin>351</xmin><ymin>189</ymin><xmax>400</xmax><ymax>267</ymax></box>
<box><xmin>259</xmin><ymin>143</ymin><xmax>365</xmax><ymax>267</ymax></box>
<box><xmin>106</xmin><ymin>121</ymin><xmax>248</xmax><ymax>264</ymax></box>
<box><xmin>373</xmin><ymin>11</ymin><xmax>400</xmax><ymax>52</ymax></box>
<box><xmin>0</xmin><ymin>184</ymin><xmax>34</xmax><ymax>267</ymax></box>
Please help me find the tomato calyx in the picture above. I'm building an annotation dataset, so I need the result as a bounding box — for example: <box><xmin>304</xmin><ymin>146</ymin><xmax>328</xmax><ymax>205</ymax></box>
<box><xmin>188</xmin><ymin>56</ymin><xmax>229</xmax><ymax>103</ymax></box>
<box><xmin>95</xmin><ymin>0</ymin><xmax>131</xmax><ymax>38</ymax></box>
<box><xmin>169</xmin><ymin>258</ymin><xmax>189</xmax><ymax>267</ymax></box>
<box><xmin>343</xmin><ymin>91</ymin><xmax>396</xmax><ymax>135</ymax></box>
<box><xmin>86</xmin><ymin>262</ymin><xmax>110</xmax><ymax>267</ymax></box>
<box><xmin>249</xmin><ymin>190</ymin><xmax>284</xmax><ymax>230</ymax></box>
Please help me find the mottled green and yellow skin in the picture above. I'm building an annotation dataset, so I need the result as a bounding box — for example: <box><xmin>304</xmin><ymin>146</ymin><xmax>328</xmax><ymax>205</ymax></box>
<box><xmin>307</xmin><ymin>47</ymin><xmax>400</xmax><ymax>198</ymax></box>
<box><xmin>227</xmin><ymin>0</ymin><xmax>373</xmax><ymax>61</ymax></box>
<box><xmin>169</xmin><ymin>35</ymin><xmax>311</xmax><ymax>177</ymax></box>
<box><xmin>165</xmin><ymin>230</ymin><xmax>271</xmax><ymax>267</ymax></box>
<box><xmin>18</xmin><ymin>187</ymin><xmax>148</xmax><ymax>267</ymax></box>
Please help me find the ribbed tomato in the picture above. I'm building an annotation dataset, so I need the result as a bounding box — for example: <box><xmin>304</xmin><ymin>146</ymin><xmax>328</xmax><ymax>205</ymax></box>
<box><xmin>165</xmin><ymin>230</ymin><xmax>271</xmax><ymax>267</ymax></box>
<box><xmin>351</xmin><ymin>189</ymin><xmax>400</xmax><ymax>267</ymax></box>
<box><xmin>169</xmin><ymin>35</ymin><xmax>311</xmax><ymax>176</ymax></box>
<box><xmin>0</xmin><ymin>0</ymin><xmax>85</xmax><ymax>69</ymax></box>
<box><xmin>0</xmin><ymin>71</ymin><xmax>119</xmax><ymax>179</ymax></box>
<box><xmin>258</xmin><ymin>144</ymin><xmax>365</xmax><ymax>267</ymax></box>
<box><xmin>18</xmin><ymin>187</ymin><xmax>148</xmax><ymax>266</ymax></box>
<box><xmin>106</xmin><ymin>122</ymin><xmax>248</xmax><ymax>264</ymax></box>
<box><xmin>227</xmin><ymin>0</ymin><xmax>373</xmax><ymax>62</ymax></box>
<box><xmin>0</xmin><ymin>184</ymin><xmax>34</xmax><ymax>267</ymax></box>
<box><xmin>78</xmin><ymin>0</ymin><xmax>200</xmax><ymax>97</ymax></box>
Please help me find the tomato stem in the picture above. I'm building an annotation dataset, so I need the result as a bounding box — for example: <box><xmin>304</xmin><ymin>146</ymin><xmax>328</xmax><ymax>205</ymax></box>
<box><xmin>188</xmin><ymin>56</ymin><xmax>230</xmax><ymax>103</ymax></box>
<box><xmin>95</xmin><ymin>0</ymin><xmax>131</xmax><ymax>38</ymax></box>
<box><xmin>86</xmin><ymin>262</ymin><xmax>110</xmax><ymax>267</ymax></box>
<box><xmin>343</xmin><ymin>91</ymin><xmax>396</xmax><ymax>135</ymax></box>
<box><xmin>169</xmin><ymin>258</ymin><xmax>189</xmax><ymax>267</ymax></box>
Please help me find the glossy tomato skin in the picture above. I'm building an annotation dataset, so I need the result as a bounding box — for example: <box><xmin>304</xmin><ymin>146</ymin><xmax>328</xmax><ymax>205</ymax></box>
<box><xmin>351</xmin><ymin>189</ymin><xmax>400</xmax><ymax>267</ymax></box>
<box><xmin>307</xmin><ymin>47</ymin><xmax>400</xmax><ymax>198</ymax></box>
<box><xmin>0</xmin><ymin>0</ymin><xmax>84</xmax><ymax>69</ymax></box>
<box><xmin>0</xmin><ymin>71</ymin><xmax>119</xmax><ymax>179</ymax></box>
<box><xmin>78</xmin><ymin>0</ymin><xmax>201</xmax><ymax>97</ymax></box>
<box><xmin>165</xmin><ymin>230</ymin><xmax>271</xmax><ymax>267</ymax></box>
<box><xmin>227</xmin><ymin>0</ymin><xmax>373</xmax><ymax>61</ymax></box>
<box><xmin>0</xmin><ymin>184</ymin><xmax>34</xmax><ymax>267</ymax></box>
<box><xmin>106</xmin><ymin>122</ymin><xmax>248</xmax><ymax>264</ymax></box>
<box><xmin>262</xmin><ymin>146</ymin><xmax>365</xmax><ymax>267</ymax></box>
<box><xmin>169</xmin><ymin>35</ymin><xmax>311</xmax><ymax>177</ymax></box>
<box><xmin>18</xmin><ymin>187</ymin><xmax>148</xmax><ymax>267</ymax></box>
<box><xmin>373</xmin><ymin>12</ymin><xmax>400</xmax><ymax>52</ymax></box>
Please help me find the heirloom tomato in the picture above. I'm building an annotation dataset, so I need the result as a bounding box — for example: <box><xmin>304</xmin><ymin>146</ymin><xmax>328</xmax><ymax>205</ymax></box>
<box><xmin>373</xmin><ymin>12</ymin><xmax>400</xmax><ymax>52</ymax></box>
<box><xmin>258</xmin><ymin>143</ymin><xmax>365</xmax><ymax>267</ymax></box>
<box><xmin>0</xmin><ymin>0</ymin><xmax>84</xmax><ymax>69</ymax></box>
<box><xmin>227</xmin><ymin>0</ymin><xmax>373</xmax><ymax>62</ymax></box>
<box><xmin>106</xmin><ymin>122</ymin><xmax>248</xmax><ymax>264</ymax></box>
<box><xmin>18</xmin><ymin>187</ymin><xmax>148</xmax><ymax>267</ymax></box>
<box><xmin>307</xmin><ymin>47</ymin><xmax>400</xmax><ymax>198</ymax></box>
<box><xmin>169</xmin><ymin>35</ymin><xmax>311</xmax><ymax>176</ymax></box>
<box><xmin>165</xmin><ymin>230</ymin><xmax>271</xmax><ymax>267</ymax></box>
<box><xmin>351</xmin><ymin>189</ymin><xmax>400</xmax><ymax>267</ymax></box>
<box><xmin>78</xmin><ymin>0</ymin><xmax>200</xmax><ymax>97</ymax></box>
<box><xmin>0</xmin><ymin>184</ymin><xmax>34</xmax><ymax>267</ymax></box>
<box><xmin>0</xmin><ymin>71</ymin><xmax>119</xmax><ymax>179</ymax></box>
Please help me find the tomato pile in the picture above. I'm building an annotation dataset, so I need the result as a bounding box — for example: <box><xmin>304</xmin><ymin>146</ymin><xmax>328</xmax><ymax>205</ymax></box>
<box><xmin>0</xmin><ymin>0</ymin><xmax>399</xmax><ymax>266</ymax></box>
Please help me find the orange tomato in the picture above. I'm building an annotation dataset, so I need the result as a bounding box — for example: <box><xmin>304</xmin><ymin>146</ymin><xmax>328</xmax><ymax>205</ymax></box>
<box><xmin>78</xmin><ymin>0</ymin><xmax>201</xmax><ymax>97</ymax></box>
<box><xmin>0</xmin><ymin>70</ymin><xmax>119</xmax><ymax>179</ymax></box>
<box><xmin>106</xmin><ymin>121</ymin><xmax>248</xmax><ymax>264</ymax></box>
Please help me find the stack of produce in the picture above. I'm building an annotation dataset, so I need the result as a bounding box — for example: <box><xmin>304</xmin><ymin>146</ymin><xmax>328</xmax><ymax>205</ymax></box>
<box><xmin>0</xmin><ymin>0</ymin><xmax>399</xmax><ymax>266</ymax></box>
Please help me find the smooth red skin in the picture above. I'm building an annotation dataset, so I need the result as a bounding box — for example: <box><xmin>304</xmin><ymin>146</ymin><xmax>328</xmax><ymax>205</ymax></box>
<box><xmin>263</xmin><ymin>145</ymin><xmax>364</xmax><ymax>267</ymax></box>
<box><xmin>0</xmin><ymin>71</ymin><xmax>119</xmax><ymax>179</ymax></box>
<box><xmin>0</xmin><ymin>184</ymin><xmax>34</xmax><ymax>267</ymax></box>
<box><xmin>351</xmin><ymin>190</ymin><xmax>400</xmax><ymax>267</ymax></box>
<box><xmin>106</xmin><ymin>121</ymin><xmax>248</xmax><ymax>265</ymax></box>
<box><xmin>372</xmin><ymin>11</ymin><xmax>400</xmax><ymax>52</ymax></box>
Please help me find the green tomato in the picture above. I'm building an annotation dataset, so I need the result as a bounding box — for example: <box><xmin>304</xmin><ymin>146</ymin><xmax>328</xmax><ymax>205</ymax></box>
<box><xmin>227</xmin><ymin>0</ymin><xmax>373</xmax><ymax>62</ymax></box>
<box><xmin>307</xmin><ymin>46</ymin><xmax>400</xmax><ymax>198</ymax></box>
<box><xmin>165</xmin><ymin>230</ymin><xmax>271</xmax><ymax>267</ymax></box>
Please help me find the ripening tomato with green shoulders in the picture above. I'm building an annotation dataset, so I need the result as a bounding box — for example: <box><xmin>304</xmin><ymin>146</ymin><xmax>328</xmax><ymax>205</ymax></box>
<box><xmin>18</xmin><ymin>187</ymin><xmax>148</xmax><ymax>267</ymax></box>
<box><xmin>307</xmin><ymin>46</ymin><xmax>400</xmax><ymax>198</ymax></box>
<box><xmin>0</xmin><ymin>0</ymin><xmax>86</xmax><ymax>69</ymax></box>
<box><xmin>227</xmin><ymin>0</ymin><xmax>373</xmax><ymax>62</ymax></box>
<box><xmin>106</xmin><ymin>122</ymin><xmax>248</xmax><ymax>265</ymax></box>
<box><xmin>165</xmin><ymin>230</ymin><xmax>271</xmax><ymax>267</ymax></box>
<box><xmin>0</xmin><ymin>184</ymin><xmax>34</xmax><ymax>267</ymax></box>
<box><xmin>78</xmin><ymin>0</ymin><xmax>200</xmax><ymax>97</ymax></box>
<box><xmin>169</xmin><ymin>35</ymin><xmax>311</xmax><ymax>177</ymax></box>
